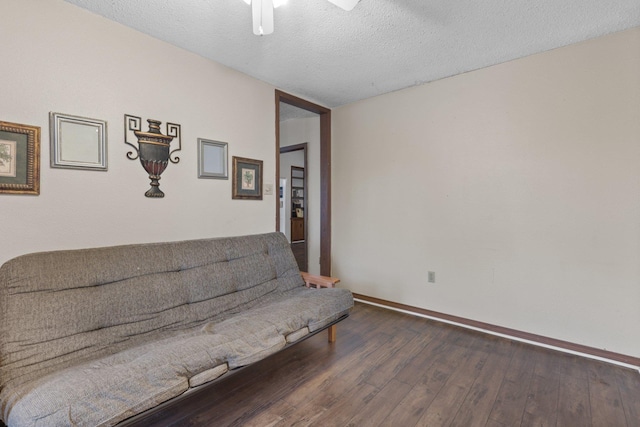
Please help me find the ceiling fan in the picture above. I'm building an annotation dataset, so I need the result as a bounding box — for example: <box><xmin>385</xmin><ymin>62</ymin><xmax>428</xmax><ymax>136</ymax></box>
<box><xmin>241</xmin><ymin>0</ymin><xmax>361</xmax><ymax>35</ymax></box>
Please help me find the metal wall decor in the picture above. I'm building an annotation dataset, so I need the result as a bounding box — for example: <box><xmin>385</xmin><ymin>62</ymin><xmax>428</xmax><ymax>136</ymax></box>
<box><xmin>124</xmin><ymin>114</ymin><xmax>181</xmax><ymax>198</ymax></box>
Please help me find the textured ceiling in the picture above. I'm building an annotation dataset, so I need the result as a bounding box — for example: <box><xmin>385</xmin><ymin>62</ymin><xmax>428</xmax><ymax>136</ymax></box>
<box><xmin>63</xmin><ymin>0</ymin><xmax>640</xmax><ymax>108</ymax></box>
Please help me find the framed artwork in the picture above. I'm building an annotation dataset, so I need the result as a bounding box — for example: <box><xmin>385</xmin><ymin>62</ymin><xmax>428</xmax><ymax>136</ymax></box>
<box><xmin>232</xmin><ymin>156</ymin><xmax>263</xmax><ymax>200</ymax></box>
<box><xmin>198</xmin><ymin>138</ymin><xmax>228</xmax><ymax>179</ymax></box>
<box><xmin>50</xmin><ymin>112</ymin><xmax>107</xmax><ymax>170</ymax></box>
<box><xmin>0</xmin><ymin>121</ymin><xmax>40</xmax><ymax>195</ymax></box>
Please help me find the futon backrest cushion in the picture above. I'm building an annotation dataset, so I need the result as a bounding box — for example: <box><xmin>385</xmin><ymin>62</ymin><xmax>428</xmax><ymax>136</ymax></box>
<box><xmin>0</xmin><ymin>232</ymin><xmax>301</xmax><ymax>389</ymax></box>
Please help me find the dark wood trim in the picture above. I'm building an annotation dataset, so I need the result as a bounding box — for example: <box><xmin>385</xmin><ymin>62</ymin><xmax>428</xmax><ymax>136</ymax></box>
<box><xmin>275</xmin><ymin>93</ymin><xmax>281</xmax><ymax>231</ymax></box>
<box><xmin>279</xmin><ymin>143</ymin><xmax>308</xmax><ymax>153</ymax></box>
<box><xmin>275</xmin><ymin>90</ymin><xmax>332</xmax><ymax>115</ymax></box>
<box><xmin>319</xmin><ymin>110</ymin><xmax>331</xmax><ymax>277</ymax></box>
<box><xmin>353</xmin><ymin>293</ymin><xmax>640</xmax><ymax>368</ymax></box>
<box><xmin>275</xmin><ymin>90</ymin><xmax>332</xmax><ymax>276</ymax></box>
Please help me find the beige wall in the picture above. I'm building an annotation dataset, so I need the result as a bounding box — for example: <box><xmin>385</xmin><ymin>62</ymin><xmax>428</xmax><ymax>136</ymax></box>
<box><xmin>0</xmin><ymin>0</ymin><xmax>276</xmax><ymax>265</ymax></box>
<box><xmin>333</xmin><ymin>28</ymin><xmax>640</xmax><ymax>358</ymax></box>
<box><xmin>4</xmin><ymin>0</ymin><xmax>639</xmax><ymax>359</ymax></box>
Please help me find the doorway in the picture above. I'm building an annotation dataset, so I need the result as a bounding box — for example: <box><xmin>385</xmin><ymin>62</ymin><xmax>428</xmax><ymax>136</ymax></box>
<box><xmin>280</xmin><ymin>143</ymin><xmax>308</xmax><ymax>272</ymax></box>
<box><xmin>275</xmin><ymin>90</ymin><xmax>332</xmax><ymax>276</ymax></box>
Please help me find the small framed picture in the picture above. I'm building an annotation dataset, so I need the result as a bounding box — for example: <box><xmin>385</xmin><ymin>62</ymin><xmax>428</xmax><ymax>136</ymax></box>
<box><xmin>0</xmin><ymin>121</ymin><xmax>40</xmax><ymax>195</ymax></box>
<box><xmin>232</xmin><ymin>156</ymin><xmax>263</xmax><ymax>200</ymax></box>
<box><xmin>50</xmin><ymin>112</ymin><xmax>107</xmax><ymax>170</ymax></box>
<box><xmin>198</xmin><ymin>138</ymin><xmax>228</xmax><ymax>179</ymax></box>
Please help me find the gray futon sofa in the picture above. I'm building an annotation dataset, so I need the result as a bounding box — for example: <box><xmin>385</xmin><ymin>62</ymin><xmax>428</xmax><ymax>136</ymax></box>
<box><xmin>0</xmin><ymin>232</ymin><xmax>353</xmax><ymax>426</ymax></box>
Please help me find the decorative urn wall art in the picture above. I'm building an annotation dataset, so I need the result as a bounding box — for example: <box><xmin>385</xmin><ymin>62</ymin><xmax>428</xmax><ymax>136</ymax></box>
<box><xmin>124</xmin><ymin>114</ymin><xmax>181</xmax><ymax>198</ymax></box>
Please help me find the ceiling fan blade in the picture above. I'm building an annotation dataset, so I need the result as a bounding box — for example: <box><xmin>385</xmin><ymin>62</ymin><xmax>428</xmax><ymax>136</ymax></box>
<box><xmin>252</xmin><ymin>0</ymin><xmax>274</xmax><ymax>35</ymax></box>
<box><xmin>326</xmin><ymin>0</ymin><xmax>361</xmax><ymax>11</ymax></box>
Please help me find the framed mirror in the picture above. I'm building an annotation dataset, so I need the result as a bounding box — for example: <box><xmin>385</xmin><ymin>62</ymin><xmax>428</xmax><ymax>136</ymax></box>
<box><xmin>50</xmin><ymin>112</ymin><xmax>107</xmax><ymax>170</ymax></box>
<box><xmin>198</xmin><ymin>138</ymin><xmax>228</xmax><ymax>179</ymax></box>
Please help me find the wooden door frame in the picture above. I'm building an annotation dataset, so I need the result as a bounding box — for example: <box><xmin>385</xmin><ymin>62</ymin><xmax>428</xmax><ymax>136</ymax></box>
<box><xmin>275</xmin><ymin>90</ymin><xmax>332</xmax><ymax>276</ymax></box>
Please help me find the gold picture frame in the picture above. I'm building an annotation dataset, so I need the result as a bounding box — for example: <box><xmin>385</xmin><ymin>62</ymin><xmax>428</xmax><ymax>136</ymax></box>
<box><xmin>232</xmin><ymin>156</ymin><xmax>263</xmax><ymax>200</ymax></box>
<box><xmin>0</xmin><ymin>121</ymin><xmax>40</xmax><ymax>195</ymax></box>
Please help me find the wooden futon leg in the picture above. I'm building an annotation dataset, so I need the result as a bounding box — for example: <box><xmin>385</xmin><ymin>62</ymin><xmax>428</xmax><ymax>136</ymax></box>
<box><xmin>328</xmin><ymin>324</ymin><xmax>337</xmax><ymax>342</ymax></box>
<box><xmin>298</xmin><ymin>272</ymin><xmax>342</xmax><ymax>344</ymax></box>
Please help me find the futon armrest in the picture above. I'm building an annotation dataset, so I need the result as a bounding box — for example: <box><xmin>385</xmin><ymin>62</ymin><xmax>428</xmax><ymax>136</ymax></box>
<box><xmin>300</xmin><ymin>271</ymin><xmax>341</xmax><ymax>288</ymax></box>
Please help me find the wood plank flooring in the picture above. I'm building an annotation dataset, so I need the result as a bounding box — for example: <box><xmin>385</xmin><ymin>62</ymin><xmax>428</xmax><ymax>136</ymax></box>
<box><xmin>130</xmin><ymin>302</ymin><xmax>640</xmax><ymax>427</ymax></box>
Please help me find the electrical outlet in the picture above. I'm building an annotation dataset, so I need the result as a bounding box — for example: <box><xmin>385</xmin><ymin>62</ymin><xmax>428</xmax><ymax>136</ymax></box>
<box><xmin>428</xmin><ymin>271</ymin><xmax>436</xmax><ymax>283</ymax></box>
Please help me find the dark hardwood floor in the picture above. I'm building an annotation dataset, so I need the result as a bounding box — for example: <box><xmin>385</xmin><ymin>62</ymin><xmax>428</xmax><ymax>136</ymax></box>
<box><xmin>131</xmin><ymin>302</ymin><xmax>640</xmax><ymax>427</ymax></box>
